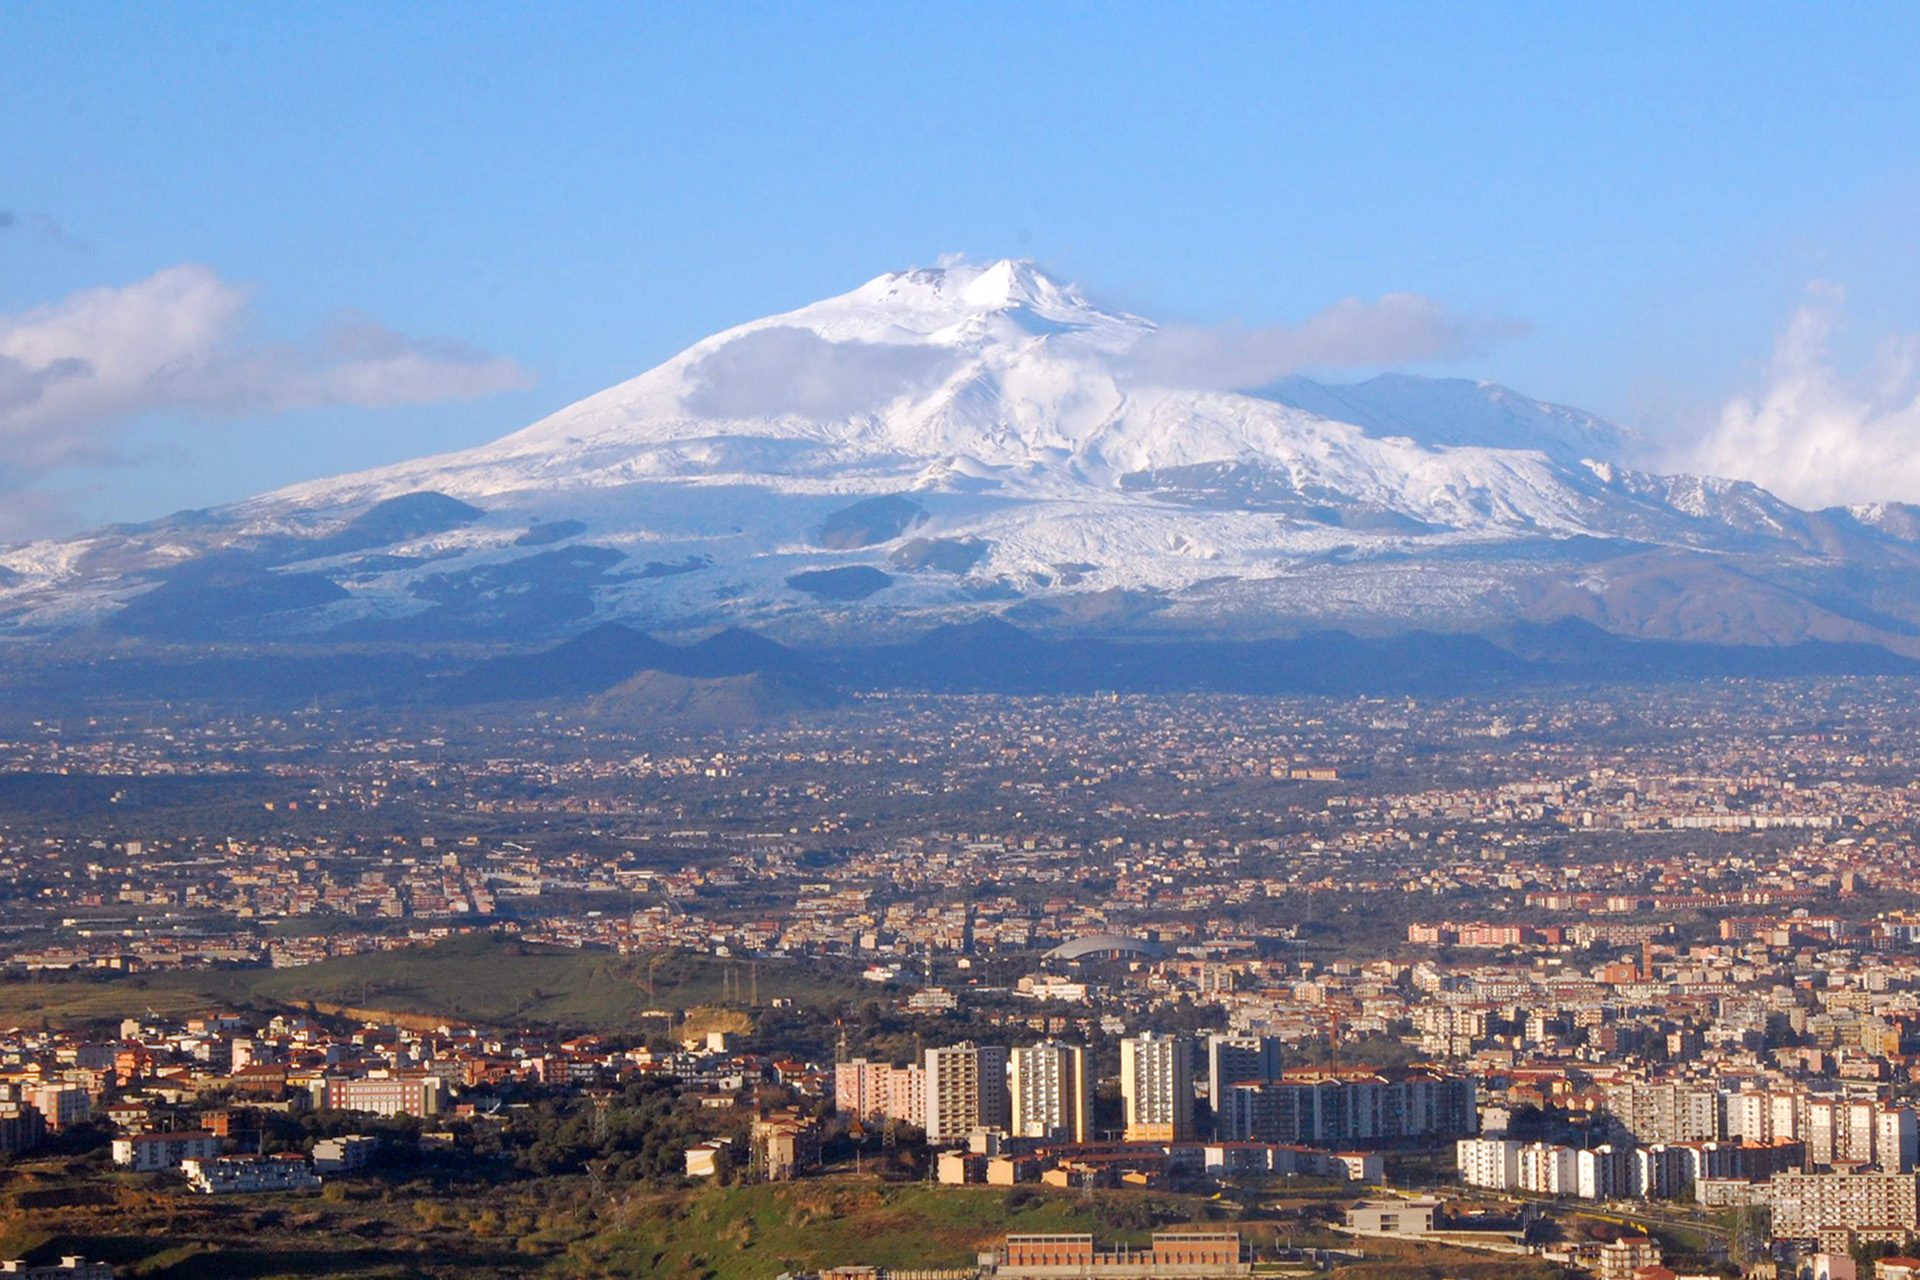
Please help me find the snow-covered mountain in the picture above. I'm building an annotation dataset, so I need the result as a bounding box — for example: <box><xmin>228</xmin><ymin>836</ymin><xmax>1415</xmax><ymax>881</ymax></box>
<box><xmin>9</xmin><ymin>258</ymin><xmax>1920</xmax><ymax>651</ymax></box>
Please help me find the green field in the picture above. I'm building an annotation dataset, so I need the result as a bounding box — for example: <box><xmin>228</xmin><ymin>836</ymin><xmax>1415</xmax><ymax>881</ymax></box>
<box><xmin>0</xmin><ymin>1166</ymin><xmax>1196</xmax><ymax>1280</ymax></box>
<box><xmin>0</xmin><ymin>935</ymin><xmax>876</xmax><ymax>1033</ymax></box>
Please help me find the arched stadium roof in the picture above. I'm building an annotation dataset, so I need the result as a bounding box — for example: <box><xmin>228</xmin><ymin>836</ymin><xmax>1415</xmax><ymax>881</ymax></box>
<box><xmin>1045</xmin><ymin>933</ymin><xmax>1165</xmax><ymax>960</ymax></box>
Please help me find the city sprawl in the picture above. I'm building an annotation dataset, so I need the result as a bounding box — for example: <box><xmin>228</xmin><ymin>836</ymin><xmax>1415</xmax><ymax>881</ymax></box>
<box><xmin>11</xmin><ymin>680</ymin><xmax>1920</xmax><ymax>1277</ymax></box>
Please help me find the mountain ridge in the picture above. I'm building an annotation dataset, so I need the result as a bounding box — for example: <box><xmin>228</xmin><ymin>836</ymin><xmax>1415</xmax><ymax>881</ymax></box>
<box><xmin>7</xmin><ymin>258</ymin><xmax>1920</xmax><ymax>659</ymax></box>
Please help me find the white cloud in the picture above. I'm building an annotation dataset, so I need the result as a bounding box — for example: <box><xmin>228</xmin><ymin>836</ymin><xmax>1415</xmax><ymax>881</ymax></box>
<box><xmin>1119</xmin><ymin>293</ymin><xmax>1528</xmax><ymax>390</ymax></box>
<box><xmin>679</xmin><ymin>290</ymin><xmax>1525</xmax><ymax>423</ymax></box>
<box><xmin>1683</xmin><ymin>285</ymin><xmax>1920</xmax><ymax>509</ymax></box>
<box><xmin>683</xmin><ymin>326</ymin><xmax>955</xmax><ymax>420</ymax></box>
<box><xmin>0</xmin><ymin>264</ymin><xmax>530</xmax><ymax>478</ymax></box>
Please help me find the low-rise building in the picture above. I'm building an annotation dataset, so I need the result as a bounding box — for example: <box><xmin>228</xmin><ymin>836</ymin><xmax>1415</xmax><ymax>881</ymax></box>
<box><xmin>0</xmin><ymin>1259</ymin><xmax>115</xmax><ymax>1279</ymax></box>
<box><xmin>1346</xmin><ymin>1199</ymin><xmax>1440</xmax><ymax>1236</ymax></box>
<box><xmin>985</xmin><ymin>1232</ymin><xmax>1247</xmax><ymax>1279</ymax></box>
<box><xmin>310</xmin><ymin>1076</ymin><xmax>444</xmax><ymax>1118</ymax></box>
<box><xmin>110</xmin><ymin>1130</ymin><xmax>221</xmax><ymax>1172</ymax></box>
<box><xmin>684</xmin><ymin>1139</ymin><xmax>730</xmax><ymax>1178</ymax></box>
<box><xmin>182</xmin><ymin>1153</ymin><xmax>322</xmax><ymax>1195</ymax></box>
<box><xmin>754</xmin><ymin>1111</ymin><xmax>822</xmax><ymax>1181</ymax></box>
<box><xmin>312</xmin><ymin>1135</ymin><xmax>377</xmax><ymax>1173</ymax></box>
<box><xmin>1596</xmin><ymin>1236</ymin><xmax>1662</xmax><ymax>1280</ymax></box>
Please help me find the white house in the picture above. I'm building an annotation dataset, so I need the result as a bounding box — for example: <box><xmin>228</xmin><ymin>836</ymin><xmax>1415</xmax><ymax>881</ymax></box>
<box><xmin>110</xmin><ymin>1130</ymin><xmax>221</xmax><ymax>1172</ymax></box>
<box><xmin>182</xmin><ymin>1154</ymin><xmax>322</xmax><ymax>1195</ymax></box>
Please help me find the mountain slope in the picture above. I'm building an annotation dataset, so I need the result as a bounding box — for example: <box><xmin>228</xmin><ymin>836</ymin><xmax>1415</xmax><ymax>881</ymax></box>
<box><xmin>1265</xmin><ymin>373</ymin><xmax>1637</xmax><ymax>464</ymax></box>
<box><xmin>8</xmin><ymin>258</ymin><xmax>1920</xmax><ymax>654</ymax></box>
<box><xmin>585</xmin><ymin>670</ymin><xmax>845</xmax><ymax>729</ymax></box>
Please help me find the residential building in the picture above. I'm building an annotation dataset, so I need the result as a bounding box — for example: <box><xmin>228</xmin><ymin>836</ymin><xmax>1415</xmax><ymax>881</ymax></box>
<box><xmin>1596</xmin><ymin>1236</ymin><xmax>1661</xmax><ymax>1280</ymax></box>
<box><xmin>1205</xmin><ymin>1034</ymin><xmax>1282</xmax><ymax>1118</ymax></box>
<box><xmin>924</xmin><ymin>1042</ymin><xmax>1009</xmax><ymax>1144</ymax></box>
<box><xmin>1218</xmin><ymin>1070</ymin><xmax>1475</xmax><ymax>1146</ymax></box>
<box><xmin>1121</xmin><ymin>1033</ymin><xmax>1193</xmax><ymax>1143</ymax></box>
<box><xmin>753</xmin><ymin>1111</ymin><xmax>821</xmax><ymax>1181</ymax></box>
<box><xmin>831</xmin><ymin>1058</ymin><xmax>926</xmax><ymax>1128</ymax></box>
<box><xmin>182</xmin><ymin>1154</ymin><xmax>322</xmax><ymax>1195</ymax></box>
<box><xmin>1577</xmin><ymin>1145</ymin><xmax>1636</xmax><ymax>1200</ymax></box>
<box><xmin>110</xmin><ymin>1130</ymin><xmax>222</xmax><ymax>1172</ymax></box>
<box><xmin>887</xmin><ymin>1064</ymin><xmax>926</xmax><ymax>1130</ymax></box>
<box><xmin>1880</xmin><ymin>1109</ymin><xmax>1919</xmax><ymax>1174</ymax></box>
<box><xmin>1458</xmin><ymin>1137</ymin><xmax>1521</xmax><ymax>1190</ymax></box>
<box><xmin>1768</xmin><ymin>1171</ymin><xmax>1920</xmax><ymax>1248</ymax></box>
<box><xmin>27</xmin><ymin>1087</ymin><xmax>91</xmax><ymax>1131</ymax></box>
<box><xmin>312</xmin><ymin>1135</ymin><xmax>377</xmax><ymax>1173</ymax></box>
<box><xmin>834</xmin><ymin>1058</ymin><xmax>894</xmax><ymax>1122</ymax></box>
<box><xmin>1010</xmin><ymin>1041</ymin><xmax>1091</xmax><ymax>1143</ymax></box>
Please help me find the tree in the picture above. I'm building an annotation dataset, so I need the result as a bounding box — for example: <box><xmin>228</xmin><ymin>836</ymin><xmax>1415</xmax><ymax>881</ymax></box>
<box><xmin>710</xmin><ymin>1139</ymin><xmax>738</xmax><ymax>1185</ymax></box>
<box><xmin>1726</xmin><ymin>1204</ymin><xmax>1769</xmax><ymax>1273</ymax></box>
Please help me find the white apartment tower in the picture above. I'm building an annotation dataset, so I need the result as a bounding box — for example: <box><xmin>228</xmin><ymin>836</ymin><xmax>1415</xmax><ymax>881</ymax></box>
<box><xmin>1121</xmin><ymin>1032</ymin><xmax>1193</xmax><ymax>1142</ymax></box>
<box><xmin>1010</xmin><ymin>1041</ymin><xmax>1091</xmax><ymax>1143</ymax></box>
<box><xmin>1457</xmin><ymin>1137</ymin><xmax>1521</xmax><ymax>1190</ymax></box>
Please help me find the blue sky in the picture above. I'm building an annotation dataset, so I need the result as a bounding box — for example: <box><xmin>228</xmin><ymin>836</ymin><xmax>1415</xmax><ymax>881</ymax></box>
<box><xmin>6</xmin><ymin>2</ymin><xmax>1920</xmax><ymax>534</ymax></box>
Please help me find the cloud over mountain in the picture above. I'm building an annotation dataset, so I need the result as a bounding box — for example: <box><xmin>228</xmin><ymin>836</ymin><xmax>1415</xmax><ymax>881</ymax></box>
<box><xmin>683</xmin><ymin>326</ymin><xmax>956</xmax><ymax>420</ymax></box>
<box><xmin>1118</xmin><ymin>293</ymin><xmax>1528</xmax><ymax>391</ymax></box>
<box><xmin>1685</xmin><ymin>284</ymin><xmax>1920</xmax><ymax>509</ymax></box>
<box><xmin>0</xmin><ymin>264</ymin><xmax>530</xmax><ymax>501</ymax></box>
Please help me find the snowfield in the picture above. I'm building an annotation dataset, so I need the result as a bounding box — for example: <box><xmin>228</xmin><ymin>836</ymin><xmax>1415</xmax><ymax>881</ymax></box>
<box><xmin>6</xmin><ymin>259</ymin><xmax>1920</xmax><ymax>644</ymax></box>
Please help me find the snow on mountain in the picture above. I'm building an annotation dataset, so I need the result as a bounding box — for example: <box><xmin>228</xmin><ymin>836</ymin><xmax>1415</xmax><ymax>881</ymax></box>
<box><xmin>1266</xmin><ymin>372</ymin><xmax>1638</xmax><ymax>464</ymax></box>
<box><xmin>9</xmin><ymin>258</ymin><xmax>1920</xmax><ymax>647</ymax></box>
<box><xmin>246</xmin><ymin>260</ymin><xmax>1611</xmax><ymax>525</ymax></box>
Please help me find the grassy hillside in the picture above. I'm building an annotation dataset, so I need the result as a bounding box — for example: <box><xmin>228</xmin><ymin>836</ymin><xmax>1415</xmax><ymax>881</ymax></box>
<box><xmin>252</xmin><ymin>935</ymin><xmax>873</xmax><ymax>1031</ymax></box>
<box><xmin>571</xmin><ymin>1182</ymin><xmax>1161</xmax><ymax>1280</ymax></box>
<box><xmin>0</xmin><ymin>934</ymin><xmax>875</xmax><ymax>1032</ymax></box>
<box><xmin>0</xmin><ymin>968</ymin><xmax>259</xmax><ymax>1030</ymax></box>
<box><xmin>0</xmin><ymin>1163</ymin><xmax>1568</xmax><ymax>1280</ymax></box>
<box><xmin>0</xmin><ymin>1165</ymin><xmax>1162</xmax><ymax>1280</ymax></box>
